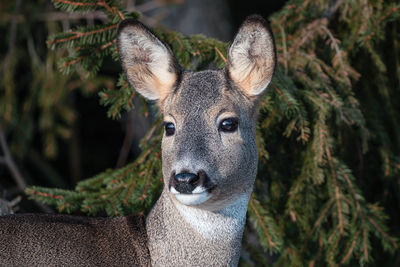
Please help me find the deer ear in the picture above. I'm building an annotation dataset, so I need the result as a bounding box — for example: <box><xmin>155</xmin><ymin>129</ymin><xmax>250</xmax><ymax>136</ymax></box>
<box><xmin>117</xmin><ymin>19</ymin><xmax>180</xmax><ymax>101</ymax></box>
<box><xmin>227</xmin><ymin>15</ymin><xmax>276</xmax><ymax>97</ymax></box>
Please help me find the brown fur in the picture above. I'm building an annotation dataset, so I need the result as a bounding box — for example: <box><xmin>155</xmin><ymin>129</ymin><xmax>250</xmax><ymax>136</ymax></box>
<box><xmin>0</xmin><ymin>214</ymin><xmax>150</xmax><ymax>266</ymax></box>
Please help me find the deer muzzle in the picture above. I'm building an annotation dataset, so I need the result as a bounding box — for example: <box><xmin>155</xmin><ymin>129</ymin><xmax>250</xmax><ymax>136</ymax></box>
<box><xmin>169</xmin><ymin>170</ymin><xmax>215</xmax><ymax>206</ymax></box>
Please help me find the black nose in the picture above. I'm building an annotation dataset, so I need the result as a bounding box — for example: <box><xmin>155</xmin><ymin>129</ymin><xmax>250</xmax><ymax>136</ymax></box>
<box><xmin>172</xmin><ymin>172</ymin><xmax>199</xmax><ymax>194</ymax></box>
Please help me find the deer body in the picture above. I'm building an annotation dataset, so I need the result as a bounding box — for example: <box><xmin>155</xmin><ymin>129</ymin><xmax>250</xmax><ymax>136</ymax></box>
<box><xmin>0</xmin><ymin>214</ymin><xmax>150</xmax><ymax>266</ymax></box>
<box><xmin>0</xmin><ymin>15</ymin><xmax>276</xmax><ymax>266</ymax></box>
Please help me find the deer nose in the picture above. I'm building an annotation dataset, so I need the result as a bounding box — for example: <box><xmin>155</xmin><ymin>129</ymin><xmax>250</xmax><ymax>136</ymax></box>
<box><xmin>172</xmin><ymin>172</ymin><xmax>200</xmax><ymax>194</ymax></box>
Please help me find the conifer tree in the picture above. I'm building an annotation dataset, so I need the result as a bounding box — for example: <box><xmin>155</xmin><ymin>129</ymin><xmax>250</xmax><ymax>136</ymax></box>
<box><xmin>4</xmin><ymin>0</ymin><xmax>399</xmax><ymax>265</ymax></box>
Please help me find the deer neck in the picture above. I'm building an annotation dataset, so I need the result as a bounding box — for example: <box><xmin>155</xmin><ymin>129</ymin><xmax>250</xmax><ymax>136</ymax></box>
<box><xmin>146</xmin><ymin>189</ymin><xmax>250</xmax><ymax>266</ymax></box>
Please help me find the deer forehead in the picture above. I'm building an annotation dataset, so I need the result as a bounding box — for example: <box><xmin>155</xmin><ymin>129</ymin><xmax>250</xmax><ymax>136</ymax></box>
<box><xmin>163</xmin><ymin>70</ymin><xmax>245</xmax><ymax>121</ymax></box>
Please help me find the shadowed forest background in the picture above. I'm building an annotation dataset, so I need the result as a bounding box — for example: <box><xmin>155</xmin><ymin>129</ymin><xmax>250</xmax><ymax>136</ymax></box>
<box><xmin>1</xmin><ymin>0</ymin><xmax>400</xmax><ymax>266</ymax></box>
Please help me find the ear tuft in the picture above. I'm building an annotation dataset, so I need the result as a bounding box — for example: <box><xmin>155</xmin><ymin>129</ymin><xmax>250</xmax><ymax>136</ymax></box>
<box><xmin>228</xmin><ymin>15</ymin><xmax>276</xmax><ymax>97</ymax></box>
<box><xmin>117</xmin><ymin>19</ymin><xmax>180</xmax><ymax>101</ymax></box>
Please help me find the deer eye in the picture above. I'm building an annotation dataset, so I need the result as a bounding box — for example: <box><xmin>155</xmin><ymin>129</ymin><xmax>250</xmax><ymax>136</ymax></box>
<box><xmin>219</xmin><ymin>118</ymin><xmax>238</xmax><ymax>132</ymax></box>
<box><xmin>164</xmin><ymin>122</ymin><xmax>175</xmax><ymax>136</ymax></box>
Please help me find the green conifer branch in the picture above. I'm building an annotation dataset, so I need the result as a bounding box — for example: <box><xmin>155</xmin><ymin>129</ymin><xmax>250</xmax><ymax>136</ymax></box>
<box><xmin>248</xmin><ymin>196</ymin><xmax>283</xmax><ymax>253</ymax></box>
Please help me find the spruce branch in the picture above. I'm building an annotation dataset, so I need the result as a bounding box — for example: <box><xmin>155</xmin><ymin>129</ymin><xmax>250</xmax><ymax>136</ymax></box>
<box><xmin>214</xmin><ymin>47</ymin><xmax>227</xmax><ymax>63</ymax></box>
<box><xmin>320</xmin><ymin>25</ymin><xmax>350</xmax><ymax>86</ymax></box>
<box><xmin>339</xmin><ymin>167</ymin><xmax>363</xmax><ymax>223</ymax></box>
<box><xmin>248</xmin><ymin>197</ymin><xmax>282</xmax><ymax>253</ymax></box>
<box><xmin>325</xmin><ymin>145</ymin><xmax>344</xmax><ymax>235</ymax></box>
<box><xmin>249</xmin><ymin>199</ymin><xmax>275</xmax><ymax>248</ymax></box>
<box><xmin>361</xmin><ymin>5</ymin><xmax>400</xmax><ymax>43</ymax></box>
<box><xmin>363</xmin><ymin>228</ymin><xmax>369</xmax><ymax>263</ymax></box>
<box><xmin>48</xmin><ymin>24</ymin><xmax>118</xmax><ymax>47</ymax></box>
<box><xmin>368</xmin><ymin>216</ymin><xmax>398</xmax><ymax>250</ymax></box>
<box><xmin>340</xmin><ymin>230</ymin><xmax>360</xmax><ymax>265</ymax></box>
<box><xmin>52</xmin><ymin>0</ymin><xmax>123</xmax><ymax>18</ymax></box>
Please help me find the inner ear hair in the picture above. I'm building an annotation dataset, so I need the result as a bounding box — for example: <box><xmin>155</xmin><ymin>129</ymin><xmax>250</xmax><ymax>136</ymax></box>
<box><xmin>227</xmin><ymin>15</ymin><xmax>276</xmax><ymax>97</ymax></box>
<box><xmin>117</xmin><ymin>19</ymin><xmax>181</xmax><ymax>102</ymax></box>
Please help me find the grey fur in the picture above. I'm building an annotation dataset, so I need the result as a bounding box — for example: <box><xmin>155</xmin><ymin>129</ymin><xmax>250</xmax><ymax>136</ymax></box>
<box><xmin>0</xmin><ymin>15</ymin><xmax>275</xmax><ymax>267</ymax></box>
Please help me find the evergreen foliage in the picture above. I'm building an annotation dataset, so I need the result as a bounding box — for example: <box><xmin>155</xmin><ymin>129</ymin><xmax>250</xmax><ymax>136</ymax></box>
<box><xmin>2</xmin><ymin>0</ymin><xmax>399</xmax><ymax>265</ymax></box>
<box><xmin>0</xmin><ymin>0</ymin><xmax>115</xmax><ymax>161</ymax></box>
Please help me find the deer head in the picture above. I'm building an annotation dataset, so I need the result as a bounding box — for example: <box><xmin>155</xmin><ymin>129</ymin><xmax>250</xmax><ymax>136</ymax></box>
<box><xmin>117</xmin><ymin>15</ymin><xmax>276</xmax><ymax>212</ymax></box>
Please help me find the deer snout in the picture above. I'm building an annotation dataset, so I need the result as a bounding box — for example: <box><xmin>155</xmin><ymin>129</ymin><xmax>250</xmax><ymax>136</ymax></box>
<box><xmin>169</xmin><ymin>170</ymin><xmax>214</xmax><ymax>205</ymax></box>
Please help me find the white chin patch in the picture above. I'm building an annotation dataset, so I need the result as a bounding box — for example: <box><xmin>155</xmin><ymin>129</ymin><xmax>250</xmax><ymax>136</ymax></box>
<box><xmin>171</xmin><ymin>187</ymin><xmax>211</xmax><ymax>206</ymax></box>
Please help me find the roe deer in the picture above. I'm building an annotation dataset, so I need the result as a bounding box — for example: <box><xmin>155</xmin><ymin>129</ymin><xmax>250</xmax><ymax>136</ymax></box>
<box><xmin>0</xmin><ymin>14</ymin><xmax>276</xmax><ymax>266</ymax></box>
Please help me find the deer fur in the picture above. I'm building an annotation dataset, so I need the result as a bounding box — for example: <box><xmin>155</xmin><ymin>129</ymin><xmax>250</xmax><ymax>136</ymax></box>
<box><xmin>0</xmin><ymin>214</ymin><xmax>150</xmax><ymax>266</ymax></box>
<box><xmin>0</xmin><ymin>15</ymin><xmax>276</xmax><ymax>267</ymax></box>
